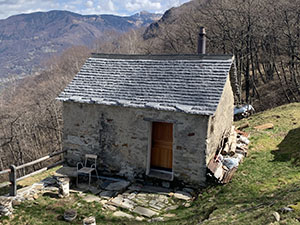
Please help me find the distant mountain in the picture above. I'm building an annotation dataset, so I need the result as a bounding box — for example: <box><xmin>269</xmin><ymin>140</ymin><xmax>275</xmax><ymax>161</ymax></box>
<box><xmin>0</xmin><ymin>10</ymin><xmax>161</xmax><ymax>78</ymax></box>
<box><xmin>143</xmin><ymin>1</ymin><xmax>196</xmax><ymax>40</ymax></box>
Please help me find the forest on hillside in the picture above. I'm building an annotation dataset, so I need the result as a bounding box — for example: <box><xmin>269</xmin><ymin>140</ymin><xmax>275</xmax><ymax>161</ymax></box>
<box><xmin>102</xmin><ymin>0</ymin><xmax>300</xmax><ymax>111</ymax></box>
<box><xmin>0</xmin><ymin>0</ymin><xmax>300</xmax><ymax>177</ymax></box>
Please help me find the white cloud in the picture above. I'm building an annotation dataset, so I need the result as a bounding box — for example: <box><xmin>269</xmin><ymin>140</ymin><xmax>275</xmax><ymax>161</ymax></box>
<box><xmin>164</xmin><ymin>0</ymin><xmax>185</xmax><ymax>9</ymax></box>
<box><xmin>0</xmin><ymin>0</ymin><xmax>191</xmax><ymax>19</ymax></box>
<box><xmin>86</xmin><ymin>0</ymin><xmax>93</xmax><ymax>8</ymax></box>
<box><xmin>107</xmin><ymin>0</ymin><xmax>115</xmax><ymax>11</ymax></box>
<box><xmin>63</xmin><ymin>4</ymin><xmax>76</xmax><ymax>11</ymax></box>
<box><xmin>125</xmin><ymin>0</ymin><xmax>161</xmax><ymax>12</ymax></box>
<box><xmin>0</xmin><ymin>0</ymin><xmax>60</xmax><ymax>19</ymax></box>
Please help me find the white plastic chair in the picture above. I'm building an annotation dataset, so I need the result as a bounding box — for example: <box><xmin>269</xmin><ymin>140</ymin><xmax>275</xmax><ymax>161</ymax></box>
<box><xmin>76</xmin><ymin>154</ymin><xmax>99</xmax><ymax>186</ymax></box>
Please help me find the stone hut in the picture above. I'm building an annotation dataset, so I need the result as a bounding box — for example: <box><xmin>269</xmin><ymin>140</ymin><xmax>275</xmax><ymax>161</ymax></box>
<box><xmin>57</xmin><ymin>53</ymin><xmax>235</xmax><ymax>186</ymax></box>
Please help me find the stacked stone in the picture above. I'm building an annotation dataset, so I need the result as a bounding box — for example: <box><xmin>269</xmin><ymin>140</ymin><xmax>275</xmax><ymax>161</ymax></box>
<box><xmin>0</xmin><ymin>197</ymin><xmax>13</xmax><ymax>217</ymax></box>
<box><xmin>83</xmin><ymin>216</ymin><xmax>96</xmax><ymax>225</ymax></box>
<box><xmin>56</xmin><ymin>177</ymin><xmax>70</xmax><ymax>198</ymax></box>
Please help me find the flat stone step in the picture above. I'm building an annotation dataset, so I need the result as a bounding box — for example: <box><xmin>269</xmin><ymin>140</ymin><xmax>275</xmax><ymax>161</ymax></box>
<box><xmin>109</xmin><ymin>195</ymin><xmax>136</xmax><ymax>210</ymax></box>
<box><xmin>147</xmin><ymin>170</ymin><xmax>173</xmax><ymax>181</ymax></box>
<box><xmin>110</xmin><ymin>195</ymin><xmax>123</xmax><ymax>205</ymax></box>
<box><xmin>113</xmin><ymin>211</ymin><xmax>134</xmax><ymax>219</ymax></box>
<box><xmin>133</xmin><ymin>206</ymin><xmax>159</xmax><ymax>218</ymax></box>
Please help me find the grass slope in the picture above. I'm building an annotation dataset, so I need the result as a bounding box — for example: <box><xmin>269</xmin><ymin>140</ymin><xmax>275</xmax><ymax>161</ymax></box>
<box><xmin>1</xmin><ymin>103</ymin><xmax>300</xmax><ymax>224</ymax></box>
<box><xmin>195</xmin><ymin>102</ymin><xmax>300</xmax><ymax>225</ymax></box>
<box><xmin>157</xmin><ymin>103</ymin><xmax>300</xmax><ymax>225</ymax></box>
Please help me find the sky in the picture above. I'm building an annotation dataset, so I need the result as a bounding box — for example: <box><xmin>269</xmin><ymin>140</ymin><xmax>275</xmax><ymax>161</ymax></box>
<box><xmin>0</xmin><ymin>0</ymin><xmax>190</xmax><ymax>19</ymax></box>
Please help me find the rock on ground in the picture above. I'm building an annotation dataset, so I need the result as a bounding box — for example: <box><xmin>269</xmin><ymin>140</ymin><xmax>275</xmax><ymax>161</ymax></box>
<box><xmin>109</xmin><ymin>195</ymin><xmax>136</xmax><ymax>210</ymax></box>
<box><xmin>133</xmin><ymin>206</ymin><xmax>159</xmax><ymax>218</ymax></box>
<box><xmin>104</xmin><ymin>205</ymin><xmax>117</xmax><ymax>211</ymax></box>
<box><xmin>99</xmin><ymin>191</ymin><xmax>115</xmax><ymax>199</ymax></box>
<box><xmin>83</xmin><ymin>216</ymin><xmax>96</xmax><ymax>225</ymax></box>
<box><xmin>272</xmin><ymin>212</ymin><xmax>280</xmax><ymax>222</ymax></box>
<box><xmin>173</xmin><ymin>191</ymin><xmax>192</xmax><ymax>200</ymax></box>
<box><xmin>83</xmin><ymin>195</ymin><xmax>101</xmax><ymax>203</ymax></box>
<box><xmin>135</xmin><ymin>216</ymin><xmax>145</xmax><ymax>221</ymax></box>
<box><xmin>113</xmin><ymin>211</ymin><xmax>134</xmax><ymax>219</ymax></box>
<box><xmin>164</xmin><ymin>213</ymin><xmax>176</xmax><ymax>218</ymax></box>
<box><xmin>152</xmin><ymin>217</ymin><xmax>164</xmax><ymax>222</ymax></box>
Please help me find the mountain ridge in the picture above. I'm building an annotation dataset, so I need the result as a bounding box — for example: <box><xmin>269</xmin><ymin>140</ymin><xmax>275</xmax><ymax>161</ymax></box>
<box><xmin>0</xmin><ymin>10</ymin><xmax>161</xmax><ymax>78</ymax></box>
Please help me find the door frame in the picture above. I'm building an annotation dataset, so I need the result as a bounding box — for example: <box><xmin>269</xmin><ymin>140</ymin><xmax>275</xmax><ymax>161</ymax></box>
<box><xmin>146</xmin><ymin>121</ymin><xmax>174</xmax><ymax>179</ymax></box>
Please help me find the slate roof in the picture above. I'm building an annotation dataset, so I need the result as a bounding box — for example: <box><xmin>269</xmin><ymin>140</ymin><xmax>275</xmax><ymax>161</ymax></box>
<box><xmin>57</xmin><ymin>54</ymin><xmax>234</xmax><ymax>115</ymax></box>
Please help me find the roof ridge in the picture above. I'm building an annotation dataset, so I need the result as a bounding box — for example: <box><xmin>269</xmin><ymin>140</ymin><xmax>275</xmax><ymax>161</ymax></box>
<box><xmin>90</xmin><ymin>53</ymin><xmax>234</xmax><ymax>61</ymax></box>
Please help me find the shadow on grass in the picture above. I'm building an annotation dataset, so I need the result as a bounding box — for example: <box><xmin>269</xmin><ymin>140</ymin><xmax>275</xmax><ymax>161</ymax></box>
<box><xmin>271</xmin><ymin>127</ymin><xmax>300</xmax><ymax>166</ymax></box>
<box><xmin>43</xmin><ymin>192</ymin><xmax>59</xmax><ymax>198</ymax></box>
<box><xmin>0</xmin><ymin>184</ymin><xmax>24</xmax><ymax>196</ymax></box>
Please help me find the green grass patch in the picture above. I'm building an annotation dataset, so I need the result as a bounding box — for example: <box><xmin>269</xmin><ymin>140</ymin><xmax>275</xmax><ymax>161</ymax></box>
<box><xmin>163</xmin><ymin>103</ymin><xmax>300</xmax><ymax>224</ymax></box>
<box><xmin>3</xmin><ymin>193</ymin><xmax>116</xmax><ymax>225</ymax></box>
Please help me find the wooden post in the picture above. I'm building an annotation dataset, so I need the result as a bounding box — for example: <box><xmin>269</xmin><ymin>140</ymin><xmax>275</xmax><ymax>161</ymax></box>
<box><xmin>9</xmin><ymin>165</ymin><xmax>17</xmax><ymax>196</ymax></box>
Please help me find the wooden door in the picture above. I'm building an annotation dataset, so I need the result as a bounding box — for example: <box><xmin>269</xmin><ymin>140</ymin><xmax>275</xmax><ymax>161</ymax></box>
<box><xmin>151</xmin><ymin>122</ymin><xmax>173</xmax><ymax>171</ymax></box>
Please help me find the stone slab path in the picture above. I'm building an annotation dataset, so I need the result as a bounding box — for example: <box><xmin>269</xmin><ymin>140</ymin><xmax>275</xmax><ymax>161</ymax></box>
<box><xmin>98</xmin><ymin>180</ymin><xmax>196</xmax><ymax>222</ymax></box>
<box><xmin>1</xmin><ymin>174</ymin><xmax>197</xmax><ymax>222</ymax></box>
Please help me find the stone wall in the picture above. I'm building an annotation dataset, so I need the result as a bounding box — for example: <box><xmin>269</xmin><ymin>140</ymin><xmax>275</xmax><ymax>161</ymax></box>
<box><xmin>206</xmin><ymin>75</ymin><xmax>234</xmax><ymax>164</ymax></box>
<box><xmin>62</xmin><ymin>103</ymin><xmax>209</xmax><ymax>185</ymax></box>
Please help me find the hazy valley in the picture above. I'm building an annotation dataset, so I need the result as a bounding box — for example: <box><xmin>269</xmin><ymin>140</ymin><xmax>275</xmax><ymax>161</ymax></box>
<box><xmin>0</xmin><ymin>10</ymin><xmax>161</xmax><ymax>79</ymax></box>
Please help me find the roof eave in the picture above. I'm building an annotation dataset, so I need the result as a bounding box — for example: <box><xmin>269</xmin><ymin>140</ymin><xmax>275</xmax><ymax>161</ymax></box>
<box><xmin>57</xmin><ymin>97</ymin><xmax>214</xmax><ymax>116</ymax></box>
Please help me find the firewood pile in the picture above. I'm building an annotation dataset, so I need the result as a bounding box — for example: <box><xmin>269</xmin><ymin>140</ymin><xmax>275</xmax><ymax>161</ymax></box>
<box><xmin>208</xmin><ymin>126</ymin><xmax>250</xmax><ymax>184</ymax></box>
